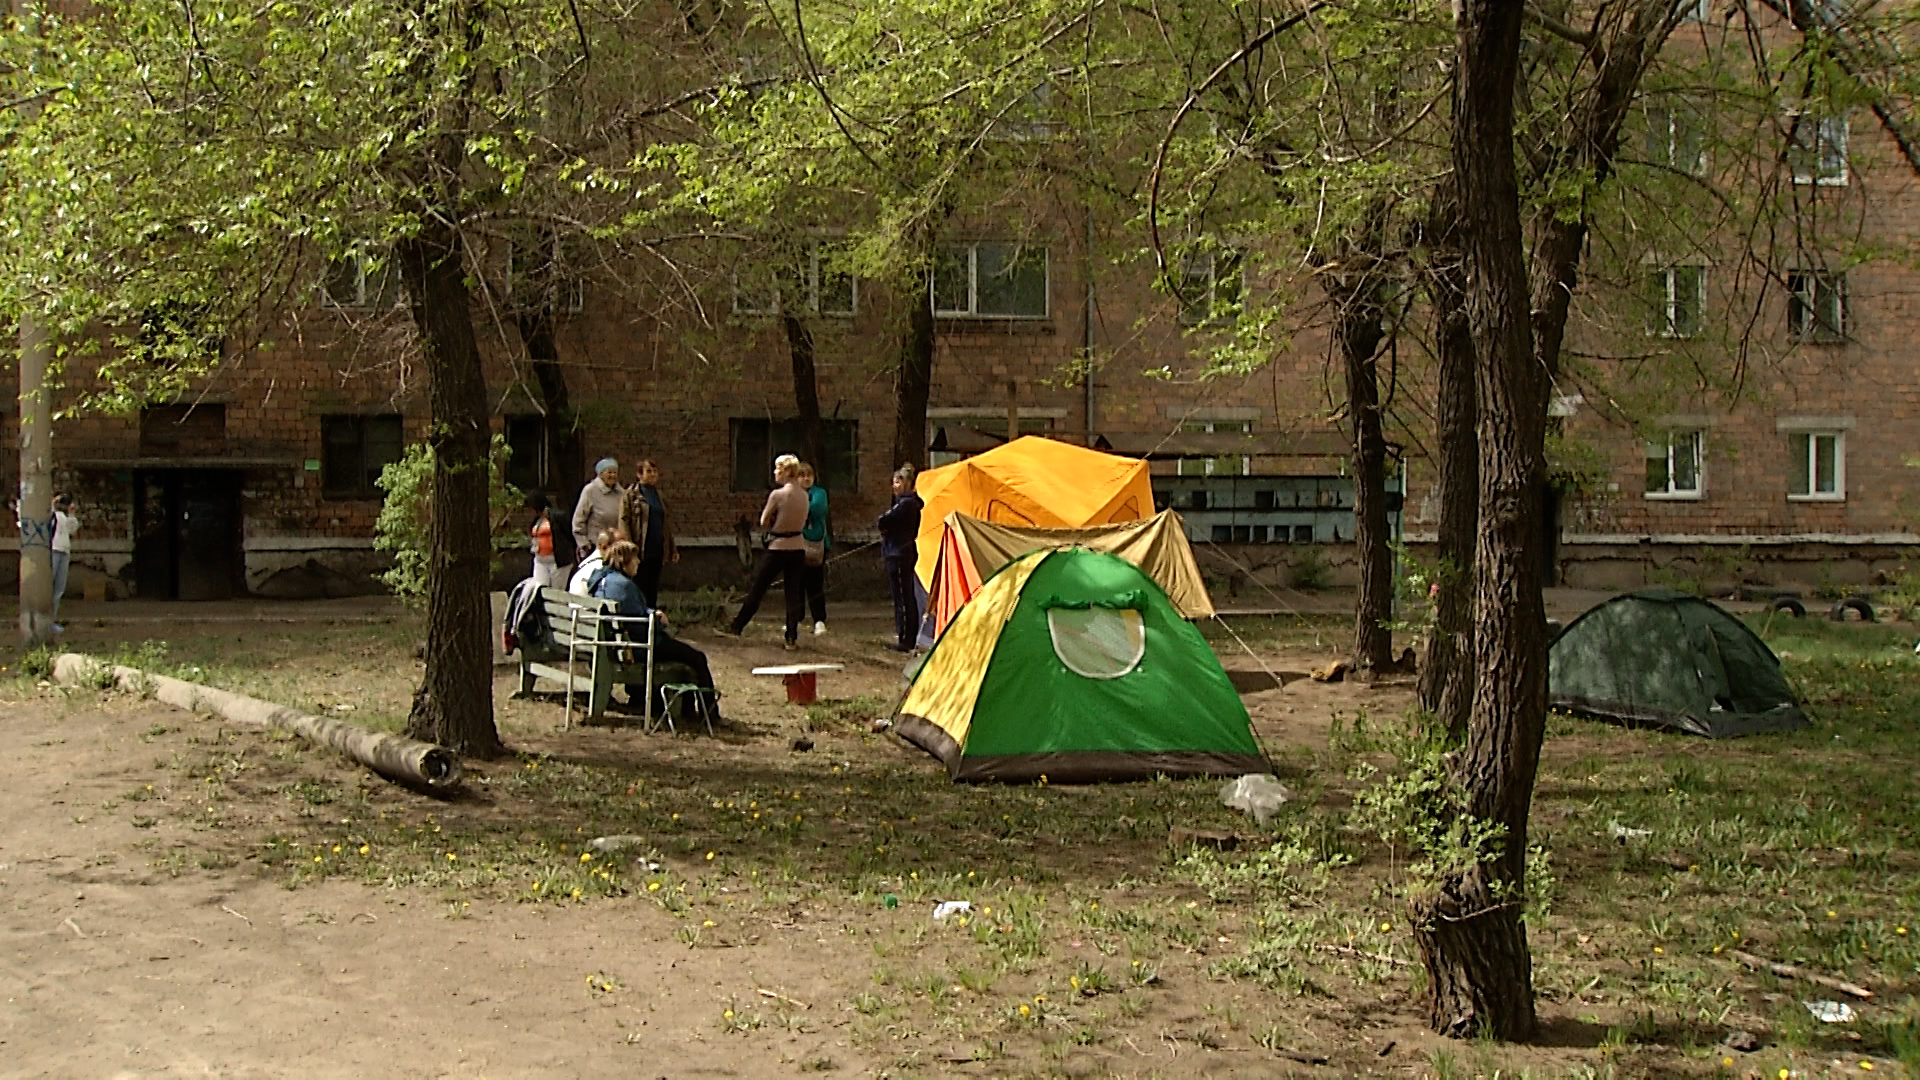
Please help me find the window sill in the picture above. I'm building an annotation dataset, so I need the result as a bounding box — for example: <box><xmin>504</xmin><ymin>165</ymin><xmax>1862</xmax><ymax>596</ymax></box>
<box><xmin>1643</xmin><ymin>491</ymin><xmax>1705</xmax><ymax>502</ymax></box>
<box><xmin>1789</xmin><ymin>336</ymin><xmax>1849</xmax><ymax>346</ymax></box>
<box><xmin>1786</xmin><ymin>493</ymin><xmax>1846</xmax><ymax>503</ymax></box>
<box><xmin>935</xmin><ymin>318</ymin><xmax>1055</xmax><ymax>335</ymax></box>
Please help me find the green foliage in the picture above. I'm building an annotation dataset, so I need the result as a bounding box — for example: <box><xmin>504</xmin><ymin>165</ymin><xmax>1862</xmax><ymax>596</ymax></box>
<box><xmin>374</xmin><ymin>435</ymin><xmax>520</xmax><ymax>603</ymax></box>
<box><xmin>18</xmin><ymin>645</ymin><xmax>55</xmax><ymax>681</ymax></box>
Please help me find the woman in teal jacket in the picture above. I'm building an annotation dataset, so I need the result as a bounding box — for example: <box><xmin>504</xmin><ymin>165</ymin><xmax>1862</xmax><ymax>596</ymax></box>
<box><xmin>798</xmin><ymin>461</ymin><xmax>830</xmax><ymax>635</ymax></box>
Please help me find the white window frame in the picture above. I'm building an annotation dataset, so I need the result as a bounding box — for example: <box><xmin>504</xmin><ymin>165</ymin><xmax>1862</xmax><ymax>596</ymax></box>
<box><xmin>1647</xmin><ymin>105</ymin><xmax>1707</xmax><ymax>176</ymax></box>
<box><xmin>931</xmin><ymin>242</ymin><xmax>1050</xmax><ymax>320</ymax></box>
<box><xmin>1786</xmin><ymin>430</ymin><xmax>1846</xmax><ymax>502</ymax></box>
<box><xmin>1677</xmin><ymin>0</ymin><xmax>1711</xmax><ymax>22</ymax></box>
<box><xmin>1648</xmin><ymin>265</ymin><xmax>1706</xmax><ymax>338</ymax></box>
<box><xmin>1175</xmin><ymin>419</ymin><xmax>1253</xmax><ymax>477</ymax></box>
<box><xmin>731</xmin><ymin>241</ymin><xmax>857</xmax><ymax>318</ymax></box>
<box><xmin>323</xmin><ymin>254</ymin><xmax>401</xmax><ymax>310</ymax></box>
<box><xmin>1176</xmin><ymin>250</ymin><xmax>1245</xmax><ymax>326</ymax></box>
<box><xmin>1787</xmin><ymin>269</ymin><xmax>1847</xmax><ymax>343</ymax></box>
<box><xmin>1790</xmin><ymin>113</ymin><xmax>1849</xmax><ymax>186</ymax></box>
<box><xmin>1645</xmin><ymin>429</ymin><xmax>1705</xmax><ymax>500</ymax></box>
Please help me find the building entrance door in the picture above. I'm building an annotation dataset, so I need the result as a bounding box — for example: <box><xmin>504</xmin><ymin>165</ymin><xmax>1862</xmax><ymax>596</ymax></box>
<box><xmin>133</xmin><ymin>470</ymin><xmax>244</xmax><ymax>600</ymax></box>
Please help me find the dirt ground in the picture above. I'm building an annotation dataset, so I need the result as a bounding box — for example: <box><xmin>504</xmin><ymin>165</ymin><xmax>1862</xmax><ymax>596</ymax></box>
<box><xmin>0</xmin><ymin>607</ymin><xmax>1456</xmax><ymax>1079</ymax></box>
<box><xmin>7</xmin><ymin>601</ymin><xmax>1908</xmax><ymax>1078</ymax></box>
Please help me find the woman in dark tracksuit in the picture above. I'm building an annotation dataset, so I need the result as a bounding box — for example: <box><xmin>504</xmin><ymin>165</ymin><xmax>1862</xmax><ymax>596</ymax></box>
<box><xmin>875</xmin><ymin>465</ymin><xmax>924</xmax><ymax>653</ymax></box>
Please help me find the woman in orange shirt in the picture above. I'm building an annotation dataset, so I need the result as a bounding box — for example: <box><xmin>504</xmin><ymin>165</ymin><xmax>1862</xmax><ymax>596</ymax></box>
<box><xmin>528</xmin><ymin>493</ymin><xmax>562</xmax><ymax>587</ymax></box>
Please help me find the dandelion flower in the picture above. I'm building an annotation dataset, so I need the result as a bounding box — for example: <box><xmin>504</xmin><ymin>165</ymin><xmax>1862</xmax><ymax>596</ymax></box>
<box><xmin>1070</xmin><ymin>976</ymin><xmax>1081</xmax><ymax>990</ymax></box>
<box><xmin>723</xmin><ymin>1009</ymin><xmax>734</xmax><ymax>1020</ymax></box>
<box><xmin>1723</xmin><ymin>1058</ymin><xmax>1734</xmax><ymax>1067</ymax></box>
<box><xmin>570</xmin><ymin>888</ymin><xmax>581</xmax><ymax>899</ymax></box>
<box><xmin>705</xmin><ymin>851</ymin><xmax>715</xmax><ymax>861</ymax></box>
<box><xmin>447</xmin><ymin>853</ymin><xmax>457</xmax><ymax>862</ymax></box>
<box><xmin>358</xmin><ymin>845</ymin><xmax>370</xmax><ymax>855</ymax></box>
<box><xmin>331</xmin><ymin>845</ymin><xmax>342</xmax><ymax>854</ymax></box>
<box><xmin>1828</xmin><ymin>910</ymin><xmax>1838</xmax><ymax>919</ymax></box>
<box><xmin>1898</xmin><ymin>926</ymin><xmax>1908</xmax><ymax>935</ymax></box>
<box><xmin>580</xmin><ymin>852</ymin><xmax>593</xmax><ymax>863</ymax></box>
<box><xmin>1860</xmin><ymin>1063</ymin><xmax>1875</xmax><ymax>1072</ymax></box>
<box><xmin>1018</xmin><ymin>1004</ymin><xmax>1031</xmax><ymax>1017</ymax></box>
<box><xmin>1653</xmin><ymin>946</ymin><xmax>1664</xmax><ymax>955</ymax></box>
<box><xmin>1781</xmin><ymin>1070</ymin><xmax>1792</xmax><ymax>1079</ymax></box>
<box><xmin>647</xmin><ymin>882</ymin><xmax>661</xmax><ymax>892</ymax></box>
<box><xmin>313</xmin><ymin>855</ymin><xmax>323</xmax><ymax>863</ymax></box>
<box><xmin>703</xmin><ymin>920</ymin><xmax>715</xmax><ymax>928</ymax></box>
<box><xmin>1033</xmin><ymin>994</ymin><xmax>1045</xmax><ymax>1004</ymax></box>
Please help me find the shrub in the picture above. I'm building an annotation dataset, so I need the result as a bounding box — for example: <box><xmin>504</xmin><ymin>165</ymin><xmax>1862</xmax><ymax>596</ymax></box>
<box><xmin>374</xmin><ymin>435</ymin><xmax>520</xmax><ymax>603</ymax></box>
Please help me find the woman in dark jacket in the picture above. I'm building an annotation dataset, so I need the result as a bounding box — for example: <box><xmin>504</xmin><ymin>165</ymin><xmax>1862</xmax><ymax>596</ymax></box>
<box><xmin>875</xmin><ymin>465</ymin><xmax>924</xmax><ymax>652</ymax></box>
<box><xmin>592</xmin><ymin>541</ymin><xmax>718</xmax><ymax>712</ymax></box>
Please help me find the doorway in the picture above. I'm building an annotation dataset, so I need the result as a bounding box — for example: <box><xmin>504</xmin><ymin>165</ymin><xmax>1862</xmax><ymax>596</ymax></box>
<box><xmin>133</xmin><ymin>470</ymin><xmax>245</xmax><ymax>600</ymax></box>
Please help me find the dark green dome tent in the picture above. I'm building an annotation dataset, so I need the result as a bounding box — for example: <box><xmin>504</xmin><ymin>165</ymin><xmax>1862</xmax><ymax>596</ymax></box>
<box><xmin>1548</xmin><ymin>589</ymin><xmax>1808</xmax><ymax>738</ymax></box>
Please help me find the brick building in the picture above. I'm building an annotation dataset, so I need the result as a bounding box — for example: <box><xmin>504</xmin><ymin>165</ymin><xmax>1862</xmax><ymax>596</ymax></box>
<box><xmin>10</xmin><ymin>105</ymin><xmax>1920</xmax><ymax>602</ymax></box>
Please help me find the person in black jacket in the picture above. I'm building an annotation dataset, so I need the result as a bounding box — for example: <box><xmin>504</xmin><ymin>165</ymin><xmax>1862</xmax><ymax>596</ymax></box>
<box><xmin>875</xmin><ymin>465</ymin><xmax>925</xmax><ymax>652</ymax></box>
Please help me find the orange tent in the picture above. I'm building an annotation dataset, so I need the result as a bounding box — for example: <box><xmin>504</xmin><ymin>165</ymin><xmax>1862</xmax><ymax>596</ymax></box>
<box><xmin>913</xmin><ymin>437</ymin><xmax>1155</xmax><ymax>586</ymax></box>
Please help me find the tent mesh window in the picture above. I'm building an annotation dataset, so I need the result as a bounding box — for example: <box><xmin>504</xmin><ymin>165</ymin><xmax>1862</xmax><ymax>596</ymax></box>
<box><xmin>1046</xmin><ymin>607</ymin><xmax>1145</xmax><ymax>680</ymax></box>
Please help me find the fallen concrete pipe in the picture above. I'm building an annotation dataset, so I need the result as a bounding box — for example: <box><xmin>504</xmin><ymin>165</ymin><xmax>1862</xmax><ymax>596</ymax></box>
<box><xmin>53</xmin><ymin>654</ymin><xmax>462</xmax><ymax>793</ymax></box>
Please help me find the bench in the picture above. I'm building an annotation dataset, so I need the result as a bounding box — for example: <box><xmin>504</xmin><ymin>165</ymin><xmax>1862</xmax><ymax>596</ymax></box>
<box><xmin>751</xmin><ymin>663</ymin><xmax>846</xmax><ymax>706</ymax></box>
<box><xmin>517</xmin><ymin>587</ymin><xmax>658</xmax><ymax>729</ymax></box>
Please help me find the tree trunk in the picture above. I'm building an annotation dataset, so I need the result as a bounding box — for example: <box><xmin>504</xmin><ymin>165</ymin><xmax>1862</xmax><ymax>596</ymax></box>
<box><xmin>397</xmin><ymin>219</ymin><xmax>504</xmax><ymax>759</ymax></box>
<box><xmin>514</xmin><ymin>238</ymin><xmax>585</xmax><ymax>541</ymax></box>
<box><xmin>17</xmin><ymin>315</ymin><xmax>55</xmax><ymax>645</ymax></box>
<box><xmin>783</xmin><ymin>314</ymin><xmax>829</xmax><ymax>475</ymax></box>
<box><xmin>1335</xmin><ymin>283</ymin><xmax>1393</xmax><ymax>672</ymax></box>
<box><xmin>1411</xmin><ymin>0</ymin><xmax>1547</xmax><ymax>1042</ymax></box>
<box><xmin>893</xmin><ymin>269</ymin><xmax>935</xmax><ymax>472</ymax></box>
<box><xmin>1417</xmin><ymin>197</ymin><xmax>1477</xmax><ymax>743</ymax></box>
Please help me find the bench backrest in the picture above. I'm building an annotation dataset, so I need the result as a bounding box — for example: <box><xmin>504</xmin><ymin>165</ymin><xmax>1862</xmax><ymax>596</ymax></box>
<box><xmin>538</xmin><ymin>587</ymin><xmax>632</xmax><ymax>652</ymax></box>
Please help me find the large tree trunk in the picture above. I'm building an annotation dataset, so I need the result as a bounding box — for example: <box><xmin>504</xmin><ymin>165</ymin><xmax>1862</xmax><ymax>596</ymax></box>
<box><xmin>397</xmin><ymin>219</ymin><xmax>504</xmax><ymax>759</ymax></box>
<box><xmin>1417</xmin><ymin>195</ymin><xmax>1478</xmax><ymax>742</ymax></box>
<box><xmin>1335</xmin><ymin>281</ymin><xmax>1393</xmax><ymax>672</ymax></box>
<box><xmin>17</xmin><ymin>316</ymin><xmax>55</xmax><ymax>645</ymax></box>
<box><xmin>783</xmin><ymin>315</ymin><xmax>829</xmax><ymax>475</ymax></box>
<box><xmin>892</xmin><ymin>269</ymin><xmax>935</xmax><ymax>472</ymax></box>
<box><xmin>1411</xmin><ymin>0</ymin><xmax>1547</xmax><ymax>1041</ymax></box>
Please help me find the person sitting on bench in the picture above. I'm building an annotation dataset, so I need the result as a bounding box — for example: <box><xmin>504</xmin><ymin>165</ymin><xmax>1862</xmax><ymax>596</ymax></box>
<box><xmin>591</xmin><ymin>540</ymin><xmax>718</xmax><ymax>714</ymax></box>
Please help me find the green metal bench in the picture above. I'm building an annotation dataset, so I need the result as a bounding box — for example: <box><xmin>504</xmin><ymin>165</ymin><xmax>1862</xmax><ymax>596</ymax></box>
<box><xmin>516</xmin><ymin>587</ymin><xmax>658</xmax><ymax>729</ymax></box>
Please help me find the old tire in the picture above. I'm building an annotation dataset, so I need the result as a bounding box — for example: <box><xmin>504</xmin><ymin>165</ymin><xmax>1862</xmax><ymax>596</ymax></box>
<box><xmin>1830</xmin><ymin>596</ymin><xmax>1875</xmax><ymax>622</ymax></box>
<box><xmin>1770</xmin><ymin>596</ymin><xmax>1806</xmax><ymax>618</ymax></box>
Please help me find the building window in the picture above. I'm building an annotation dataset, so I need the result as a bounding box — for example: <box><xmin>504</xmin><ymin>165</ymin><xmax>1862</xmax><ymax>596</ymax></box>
<box><xmin>1787</xmin><ymin>270</ymin><xmax>1847</xmax><ymax>342</ymax></box>
<box><xmin>1646</xmin><ymin>265</ymin><xmax>1706</xmax><ymax>338</ymax></box>
<box><xmin>503</xmin><ymin>415</ymin><xmax>550</xmax><ymax>494</ymax></box>
<box><xmin>129</xmin><ymin>302</ymin><xmax>222</xmax><ymax>370</ymax></box>
<box><xmin>729</xmin><ymin>418</ymin><xmax>858</xmax><ymax>492</ymax></box>
<box><xmin>1787</xmin><ymin>431</ymin><xmax>1844</xmax><ymax>500</ymax></box>
<box><xmin>1646</xmin><ymin>105</ymin><xmax>1706</xmax><ymax>175</ymax></box>
<box><xmin>506</xmin><ymin>234</ymin><xmax>585</xmax><ymax>314</ymax></box>
<box><xmin>322</xmin><ymin>415</ymin><xmax>406</xmax><ymax>498</ymax></box>
<box><xmin>1645</xmin><ymin>430</ymin><xmax>1704</xmax><ymax>498</ymax></box>
<box><xmin>1177</xmin><ymin>251</ymin><xmax>1244</xmax><ymax>326</ymax></box>
<box><xmin>932</xmin><ymin>243</ymin><xmax>1048</xmax><ymax>319</ymax></box>
<box><xmin>1175</xmin><ymin>419</ymin><xmax>1253</xmax><ymax>477</ymax></box>
<box><xmin>323</xmin><ymin>255</ymin><xmax>401</xmax><ymax>309</ymax></box>
<box><xmin>991</xmin><ymin>82</ymin><xmax>1062</xmax><ymax>141</ymax></box>
<box><xmin>1678</xmin><ymin>0</ymin><xmax>1711</xmax><ymax>21</ymax></box>
<box><xmin>1789</xmin><ymin>114</ymin><xmax>1848</xmax><ymax>185</ymax></box>
<box><xmin>731</xmin><ymin>241</ymin><xmax>856</xmax><ymax>317</ymax></box>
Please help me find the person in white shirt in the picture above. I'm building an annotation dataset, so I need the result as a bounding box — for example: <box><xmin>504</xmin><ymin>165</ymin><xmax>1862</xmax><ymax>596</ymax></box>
<box><xmin>568</xmin><ymin>529</ymin><xmax>619</xmax><ymax>595</ymax></box>
<box><xmin>50</xmin><ymin>493</ymin><xmax>76</xmax><ymax>631</ymax></box>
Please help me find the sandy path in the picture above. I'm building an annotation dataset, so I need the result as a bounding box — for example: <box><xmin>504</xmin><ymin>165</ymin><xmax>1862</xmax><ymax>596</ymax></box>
<box><xmin>0</xmin><ymin>698</ymin><xmax>880</xmax><ymax>1079</ymax></box>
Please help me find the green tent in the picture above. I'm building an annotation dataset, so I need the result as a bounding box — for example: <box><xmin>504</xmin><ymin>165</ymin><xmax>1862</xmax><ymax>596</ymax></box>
<box><xmin>1548</xmin><ymin>589</ymin><xmax>1808</xmax><ymax>738</ymax></box>
<box><xmin>894</xmin><ymin>548</ymin><xmax>1266</xmax><ymax>782</ymax></box>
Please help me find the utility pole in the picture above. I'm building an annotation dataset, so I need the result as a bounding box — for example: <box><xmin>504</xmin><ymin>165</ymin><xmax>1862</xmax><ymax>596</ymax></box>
<box><xmin>15</xmin><ymin>0</ymin><xmax>54</xmax><ymax>646</ymax></box>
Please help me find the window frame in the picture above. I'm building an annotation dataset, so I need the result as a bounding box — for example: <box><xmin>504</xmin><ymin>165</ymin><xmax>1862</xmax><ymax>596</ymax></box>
<box><xmin>1644</xmin><ymin>429</ymin><xmax>1706</xmax><ymax>500</ymax></box>
<box><xmin>728</xmin><ymin>416</ymin><xmax>860</xmax><ymax>493</ymax></box>
<box><xmin>1647</xmin><ymin>264</ymin><xmax>1707</xmax><ymax>339</ymax></box>
<box><xmin>320</xmin><ymin>414</ymin><xmax>406</xmax><ymax>500</ymax></box>
<box><xmin>505</xmin><ymin>234</ymin><xmax>586</xmax><ymax>315</ymax></box>
<box><xmin>931</xmin><ymin>242</ymin><xmax>1050</xmax><ymax>320</ymax></box>
<box><xmin>1646</xmin><ymin>104</ymin><xmax>1707</xmax><ymax>176</ymax></box>
<box><xmin>1787</xmin><ymin>270</ymin><xmax>1848</xmax><ymax>343</ymax></box>
<box><xmin>1789</xmin><ymin>113</ymin><xmax>1849</xmax><ymax>186</ymax></box>
<box><xmin>1174</xmin><ymin>419</ymin><xmax>1253</xmax><ymax>477</ymax></box>
<box><xmin>323</xmin><ymin>254</ymin><xmax>402</xmax><ymax>310</ymax></box>
<box><xmin>1786</xmin><ymin>430</ymin><xmax>1846</xmax><ymax>502</ymax></box>
<box><xmin>1176</xmin><ymin>250</ymin><xmax>1246</xmax><ymax>327</ymax></box>
<box><xmin>730</xmin><ymin>241</ymin><xmax>857</xmax><ymax>318</ymax></box>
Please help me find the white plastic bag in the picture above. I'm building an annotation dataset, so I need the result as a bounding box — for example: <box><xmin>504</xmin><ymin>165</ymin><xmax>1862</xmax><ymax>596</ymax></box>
<box><xmin>1803</xmin><ymin>1000</ymin><xmax>1856</xmax><ymax>1023</ymax></box>
<box><xmin>1220</xmin><ymin>774</ymin><xmax>1292</xmax><ymax>825</ymax></box>
<box><xmin>932</xmin><ymin>900</ymin><xmax>972</xmax><ymax>921</ymax></box>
